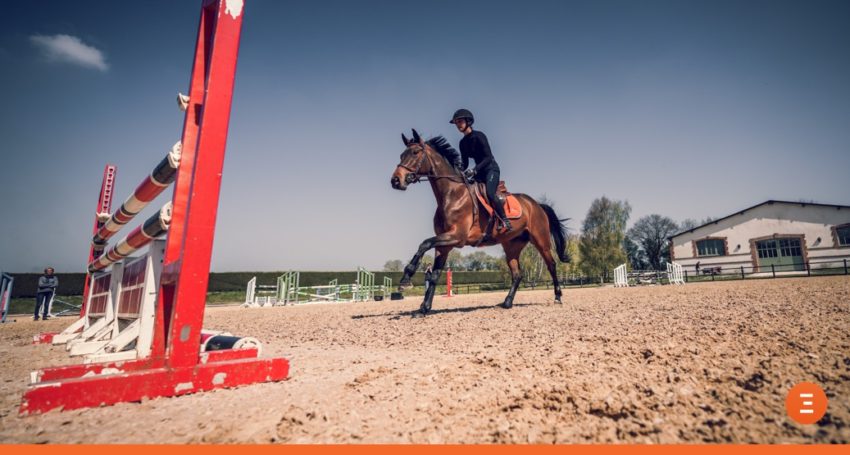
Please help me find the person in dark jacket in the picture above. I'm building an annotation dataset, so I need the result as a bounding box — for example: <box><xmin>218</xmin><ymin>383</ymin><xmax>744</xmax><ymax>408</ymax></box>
<box><xmin>450</xmin><ymin>108</ymin><xmax>511</xmax><ymax>232</ymax></box>
<box><xmin>34</xmin><ymin>267</ymin><xmax>57</xmax><ymax>321</ymax></box>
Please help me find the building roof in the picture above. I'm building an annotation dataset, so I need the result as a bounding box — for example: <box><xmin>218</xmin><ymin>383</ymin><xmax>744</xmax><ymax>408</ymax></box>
<box><xmin>669</xmin><ymin>200</ymin><xmax>850</xmax><ymax>240</ymax></box>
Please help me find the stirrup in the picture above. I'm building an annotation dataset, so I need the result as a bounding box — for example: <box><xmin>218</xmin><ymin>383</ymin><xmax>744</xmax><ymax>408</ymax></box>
<box><xmin>498</xmin><ymin>218</ymin><xmax>512</xmax><ymax>232</ymax></box>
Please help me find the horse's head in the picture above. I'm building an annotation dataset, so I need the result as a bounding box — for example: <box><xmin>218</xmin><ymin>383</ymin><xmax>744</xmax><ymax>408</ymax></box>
<box><xmin>391</xmin><ymin>129</ymin><xmax>434</xmax><ymax>191</ymax></box>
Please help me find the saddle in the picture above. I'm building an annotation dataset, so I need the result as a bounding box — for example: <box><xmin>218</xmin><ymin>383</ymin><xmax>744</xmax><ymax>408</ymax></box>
<box><xmin>472</xmin><ymin>181</ymin><xmax>522</xmax><ymax>220</ymax></box>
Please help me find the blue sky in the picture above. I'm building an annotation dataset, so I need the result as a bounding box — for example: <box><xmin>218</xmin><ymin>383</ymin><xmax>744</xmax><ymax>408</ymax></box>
<box><xmin>1</xmin><ymin>0</ymin><xmax>848</xmax><ymax>272</ymax></box>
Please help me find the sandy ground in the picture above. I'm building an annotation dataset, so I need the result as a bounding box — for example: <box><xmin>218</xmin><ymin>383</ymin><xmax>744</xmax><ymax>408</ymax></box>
<box><xmin>0</xmin><ymin>276</ymin><xmax>848</xmax><ymax>444</ymax></box>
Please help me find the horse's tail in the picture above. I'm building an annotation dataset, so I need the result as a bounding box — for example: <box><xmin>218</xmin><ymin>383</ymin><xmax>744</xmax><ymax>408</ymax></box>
<box><xmin>539</xmin><ymin>203</ymin><xmax>571</xmax><ymax>263</ymax></box>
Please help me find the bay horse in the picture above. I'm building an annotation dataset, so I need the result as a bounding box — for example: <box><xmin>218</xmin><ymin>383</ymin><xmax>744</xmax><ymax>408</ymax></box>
<box><xmin>391</xmin><ymin>129</ymin><xmax>570</xmax><ymax>317</ymax></box>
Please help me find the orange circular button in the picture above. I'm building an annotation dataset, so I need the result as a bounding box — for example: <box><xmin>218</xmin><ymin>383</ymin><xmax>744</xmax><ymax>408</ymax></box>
<box><xmin>785</xmin><ymin>382</ymin><xmax>828</xmax><ymax>424</ymax></box>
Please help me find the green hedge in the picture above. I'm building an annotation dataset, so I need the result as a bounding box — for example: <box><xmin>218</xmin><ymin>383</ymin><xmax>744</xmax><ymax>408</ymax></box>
<box><xmin>6</xmin><ymin>273</ymin><xmax>86</xmax><ymax>298</ymax></box>
<box><xmin>7</xmin><ymin>271</ymin><xmax>505</xmax><ymax>297</ymax></box>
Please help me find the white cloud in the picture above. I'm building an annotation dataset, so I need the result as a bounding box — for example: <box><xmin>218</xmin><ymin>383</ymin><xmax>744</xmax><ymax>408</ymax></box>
<box><xmin>30</xmin><ymin>34</ymin><xmax>108</xmax><ymax>71</ymax></box>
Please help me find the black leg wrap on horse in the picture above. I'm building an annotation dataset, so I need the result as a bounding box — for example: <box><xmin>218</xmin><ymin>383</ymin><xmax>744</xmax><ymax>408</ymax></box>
<box><xmin>416</xmin><ymin>268</ymin><xmax>442</xmax><ymax>316</ymax></box>
<box><xmin>400</xmin><ymin>263</ymin><xmax>417</xmax><ymax>286</ymax></box>
<box><xmin>501</xmin><ymin>275</ymin><xmax>522</xmax><ymax>309</ymax></box>
<box><xmin>400</xmin><ymin>238</ymin><xmax>437</xmax><ymax>288</ymax></box>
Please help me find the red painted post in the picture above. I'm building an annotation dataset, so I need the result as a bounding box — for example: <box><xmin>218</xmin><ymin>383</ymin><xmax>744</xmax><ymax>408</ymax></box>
<box><xmin>160</xmin><ymin>1</ymin><xmax>245</xmax><ymax>368</ymax></box>
<box><xmin>446</xmin><ymin>268</ymin><xmax>452</xmax><ymax>297</ymax></box>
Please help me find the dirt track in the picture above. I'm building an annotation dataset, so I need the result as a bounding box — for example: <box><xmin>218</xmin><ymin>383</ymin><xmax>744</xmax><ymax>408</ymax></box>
<box><xmin>1</xmin><ymin>276</ymin><xmax>848</xmax><ymax>444</ymax></box>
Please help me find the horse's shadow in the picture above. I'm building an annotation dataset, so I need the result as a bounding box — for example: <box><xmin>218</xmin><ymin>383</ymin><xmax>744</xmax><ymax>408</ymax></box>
<box><xmin>350</xmin><ymin>302</ymin><xmax>535</xmax><ymax>320</ymax></box>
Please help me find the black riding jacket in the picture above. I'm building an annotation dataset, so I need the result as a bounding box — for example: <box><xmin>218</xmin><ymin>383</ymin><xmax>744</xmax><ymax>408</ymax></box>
<box><xmin>459</xmin><ymin>130</ymin><xmax>499</xmax><ymax>178</ymax></box>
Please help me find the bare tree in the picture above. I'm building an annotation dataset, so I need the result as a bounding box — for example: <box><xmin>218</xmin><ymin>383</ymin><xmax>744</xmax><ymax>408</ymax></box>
<box><xmin>679</xmin><ymin>216</ymin><xmax>715</xmax><ymax>232</ymax></box>
<box><xmin>626</xmin><ymin>214</ymin><xmax>679</xmax><ymax>270</ymax></box>
<box><xmin>678</xmin><ymin>218</ymin><xmax>699</xmax><ymax>231</ymax></box>
<box><xmin>624</xmin><ymin>236</ymin><xmax>647</xmax><ymax>270</ymax></box>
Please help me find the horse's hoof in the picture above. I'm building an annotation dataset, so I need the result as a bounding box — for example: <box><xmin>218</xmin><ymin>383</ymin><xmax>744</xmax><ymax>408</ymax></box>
<box><xmin>411</xmin><ymin>310</ymin><xmax>427</xmax><ymax>318</ymax></box>
<box><xmin>499</xmin><ymin>302</ymin><xmax>513</xmax><ymax>309</ymax></box>
<box><xmin>398</xmin><ymin>281</ymin><xmax>413</xmax><ymax>291</ymax></box>
<box><xmin>555</xmin><ymin>298</ymin><xmax>563</xmax><ymax>305</ymax></box>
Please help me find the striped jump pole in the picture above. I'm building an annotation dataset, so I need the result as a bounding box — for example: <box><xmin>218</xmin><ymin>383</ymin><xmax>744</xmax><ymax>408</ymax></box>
<box><xmin>91</xmin><ymin>142</ymin><xmax>181</xmax><ymax>252</ymax></box>
<box><xmin>88</xmin><ymin>203</ymin><xmax>172</xmax><ymax>273</ymax></box>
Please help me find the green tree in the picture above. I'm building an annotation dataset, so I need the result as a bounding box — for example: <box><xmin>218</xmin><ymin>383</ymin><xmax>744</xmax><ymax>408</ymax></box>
<box><xmin>485</xmin><ymin>253</ymin><xmax>503</xmax><ymax>271</ymax></box>
<box><xmin>383</xmin><ymin>259</ymin><xmax>403</xmax><ymax>272</ymax></box>
<box><xmin>579</xmin><ymin>196</ymin><xmax>631</xmax><ymax>280</ymax></box>
<box><xmin>445</xmin><ymin>250</ymin><xmax>464</xmax><ymax>270</ymax></box>
<box><xmin>464</xmin><ymin>251</ymin><xmax>493</xmax><ymax>271</ymax></box>
<box><xmin>418</xmin><ymin>254</ymin><xmax>434</xmax><ymax>271</ymax></box>
<box><xmin>626</xmin><ymin>214</ymin><xmax>679</xmax><ymax>270</ymax></box>
<box><xmin>563</xmin><ymin>234</ymin><xmax>581</xmax><ymax>277</ymax></box>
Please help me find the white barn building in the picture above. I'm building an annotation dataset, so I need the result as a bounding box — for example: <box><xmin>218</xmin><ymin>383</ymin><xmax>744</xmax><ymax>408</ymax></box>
<box><xmin>669</xmin><ymin>200</ymin><xmax>850</xmax><ymax>275</ymax></box>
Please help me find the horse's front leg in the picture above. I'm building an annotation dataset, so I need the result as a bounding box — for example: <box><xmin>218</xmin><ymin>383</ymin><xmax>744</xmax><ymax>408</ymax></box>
<box><xmin>398</xmin><ymin>236</ymin><xmax>439</xmax><ymax>290</ymax></box>
<box><xmin>399</xmin><ymin>230</ymin><xmax>464</xmax><ymax>285</ymax></box>
<box><xmin>414</xmin><ymin>246</ymin><xmax>452</xmax><ymax>317</ymax></box>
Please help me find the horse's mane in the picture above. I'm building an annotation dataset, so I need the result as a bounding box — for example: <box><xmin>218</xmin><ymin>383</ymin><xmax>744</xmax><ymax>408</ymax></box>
<box><xmin>426</xmin><ymin>136</ymin><xmax>461</xmax><ymax>169</ymax></box>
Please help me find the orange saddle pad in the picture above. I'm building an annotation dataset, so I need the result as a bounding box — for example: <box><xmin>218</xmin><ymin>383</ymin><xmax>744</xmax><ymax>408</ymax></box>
<box><xmin>475</xmin><ymin>181</ymin><xmax>522</xmax><ymax>220</ymax></box>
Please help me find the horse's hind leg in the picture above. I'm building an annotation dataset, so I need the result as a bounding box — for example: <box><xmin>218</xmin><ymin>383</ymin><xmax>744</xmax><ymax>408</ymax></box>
<box><xmin>500</xmin><ymin>236</ymin><xmax>528</xmax><ymax>309</ymax></box>
<box><xmin>528</xmin><ymin>223</ymin><xmax>562</xmax><ymax>304</ymax></box>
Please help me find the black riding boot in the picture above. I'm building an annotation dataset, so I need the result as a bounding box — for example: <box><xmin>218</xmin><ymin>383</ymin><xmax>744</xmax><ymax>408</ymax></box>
<box><xmin>499</xmin><ymin>217</ymin><xmax>512</xmax><ymax>232</ymax></box>
<box><xmin>484</xmin><ymin>168</ymin><xmax>511</xmax><ymax>232</ymax></box>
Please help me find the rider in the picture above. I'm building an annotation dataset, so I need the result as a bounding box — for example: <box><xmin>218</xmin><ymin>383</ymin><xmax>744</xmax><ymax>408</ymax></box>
<box><xmin>450</xmin><ymin>108</ymin><xmax>511</xmax><ymax>232</ymax></box>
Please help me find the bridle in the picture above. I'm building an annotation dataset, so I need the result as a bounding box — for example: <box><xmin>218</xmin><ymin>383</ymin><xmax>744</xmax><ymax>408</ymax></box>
<box><xmin>397</xmin><ymin>141</ymin><xmax>481</xmax><ymax>233</ymax></box>
<box><xmin>398</xmin><ymin>143</ymin><xmax>465</xmax><ymax>184</ymax></box>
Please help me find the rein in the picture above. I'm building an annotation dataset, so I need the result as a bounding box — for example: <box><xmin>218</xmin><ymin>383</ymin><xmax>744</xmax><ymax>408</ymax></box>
<box><xmin>399</xmin><ymin>143</ymin><xmax>481</xmax><ymax>232</ymax></box>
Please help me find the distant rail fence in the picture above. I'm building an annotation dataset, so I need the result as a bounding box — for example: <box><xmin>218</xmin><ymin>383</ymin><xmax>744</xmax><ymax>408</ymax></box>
<box><xmin>675</xmin><ymin>258</ymin><xmax>849</xmax><ymax>283</ymax></box>
<box><xmin>452</xmin><ymin>258</ymin><xmax>849</xmax><ymax>294</ymax></box>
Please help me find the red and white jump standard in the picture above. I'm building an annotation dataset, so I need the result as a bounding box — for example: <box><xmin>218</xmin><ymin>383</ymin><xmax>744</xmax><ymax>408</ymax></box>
<box><xmin>20</xmin><ymin>0</ymin><xmax>290</xmax><ymax>415</ymax></box>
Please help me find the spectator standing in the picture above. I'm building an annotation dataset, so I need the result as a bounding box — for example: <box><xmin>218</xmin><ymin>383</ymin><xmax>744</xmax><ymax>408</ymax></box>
<box><xmin>35</xmin><ymin>267</ymin><xmax>58</xmax><ymax>321</ymax></box>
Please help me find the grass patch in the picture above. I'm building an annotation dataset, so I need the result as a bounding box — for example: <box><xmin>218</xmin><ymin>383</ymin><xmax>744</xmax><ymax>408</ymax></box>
<box><xmin>5</xmin><ymin>295</ymin><xmax>84</xmax><ymax>317</ymax></box>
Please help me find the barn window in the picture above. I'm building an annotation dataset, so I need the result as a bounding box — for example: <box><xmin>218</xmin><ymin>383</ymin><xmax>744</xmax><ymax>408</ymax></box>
<box><xmin>837</xmin><ymin>225</ymin><xmax>850</xmax><ymax>246</ymax></box>
<box><xmin>779</xmin><ymin>238</ymin><xmax>802</xmax><ymax>257</ymax></box>
<box><xmin>696</xmin><ymin>239</ymin><xmax>726</xmax><ymax>257</ymax></box>
<box><xmin>757</xmin><ymin>240</ymin><xmax>778</xmax><ymax>259</ymax></box>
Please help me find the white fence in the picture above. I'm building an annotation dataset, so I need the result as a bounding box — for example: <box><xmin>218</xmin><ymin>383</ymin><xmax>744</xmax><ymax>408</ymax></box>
<box><xmin>613</xmin><ymin>264</ymin><xmax>629</xmax><ymax>287</ymax></box>
<box><xmin>612</xmin><ymin>262</ymin><xmax>685</xmax><ymax>287</ymax></box>
<box><xmin>666</xmin><ymin>262</ymin><xmax>685</xmax><ymax>285</ymax></box>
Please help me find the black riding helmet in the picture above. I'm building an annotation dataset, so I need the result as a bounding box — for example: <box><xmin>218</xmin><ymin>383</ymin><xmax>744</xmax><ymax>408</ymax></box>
<box><xmin>450</xmin><ymin>108</ymin><xmax>474</xmax><ymax>125</ymax></box>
